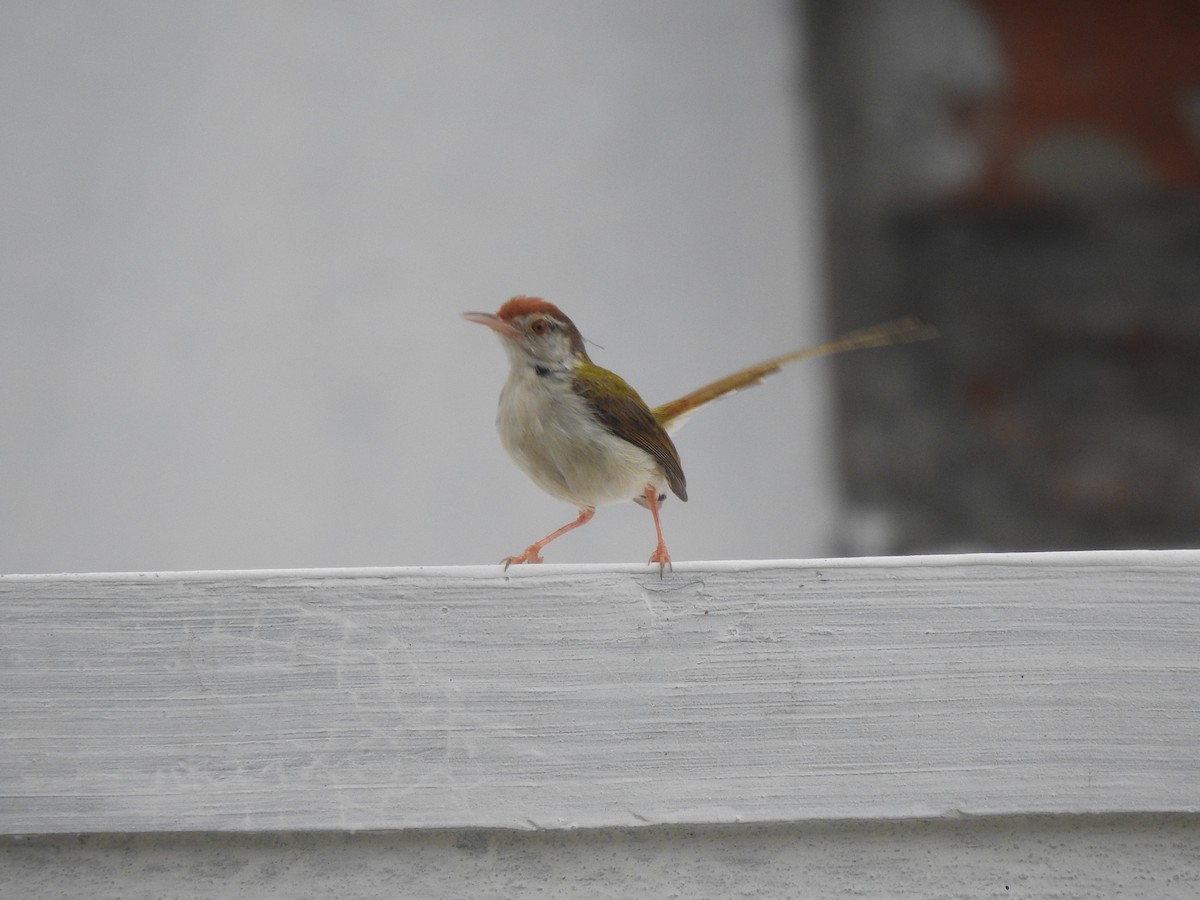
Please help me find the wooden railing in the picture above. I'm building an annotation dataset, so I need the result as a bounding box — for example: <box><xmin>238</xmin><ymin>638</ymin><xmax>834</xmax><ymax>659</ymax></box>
<box><xmin>2</xmin><ymin>554</ymin><xmax>1200</xmax><ymax>897</ymax></box>
<box><xmin>4</xmin><ymin>550</ymin><xmax>1197</xmax><ymax>836</ymax></box>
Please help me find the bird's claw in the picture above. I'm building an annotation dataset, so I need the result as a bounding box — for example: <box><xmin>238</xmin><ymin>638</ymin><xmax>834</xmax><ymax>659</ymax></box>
<box><xmin>502</xmin><ymin>546</ymin><xmax>544</xmax><ymax>569</ymax></box>
<box><xmin>648</xmin><ymin>545</ymin><xmax>672</xmax><ymax>579</ymax></box>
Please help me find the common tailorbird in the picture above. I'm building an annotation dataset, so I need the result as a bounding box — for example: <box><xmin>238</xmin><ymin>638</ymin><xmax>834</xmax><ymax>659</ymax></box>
<box><xmin>464</xmin><ymin>297</ymin><xmax>936</xmax><ymax>574</ymax></box>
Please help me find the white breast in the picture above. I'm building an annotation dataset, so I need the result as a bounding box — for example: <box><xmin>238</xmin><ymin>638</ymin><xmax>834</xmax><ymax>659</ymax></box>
<box><xmin>496</xmin><ymin>366</ymin><xmax>665</xmax><ymax>509</ymax></box>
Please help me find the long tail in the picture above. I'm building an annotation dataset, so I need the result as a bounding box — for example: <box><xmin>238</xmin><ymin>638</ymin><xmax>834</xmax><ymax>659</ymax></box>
<box><xmin>652</xmin><ymin>316</ymin><xmax>938</xmax><ymax>432</ymax></box>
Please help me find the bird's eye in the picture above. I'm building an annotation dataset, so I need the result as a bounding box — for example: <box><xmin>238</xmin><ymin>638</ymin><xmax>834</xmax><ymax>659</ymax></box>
<box><xmin>530</xmin><ymin>318</ymin><xmax>552</xmax><ymax>335</ymax></box>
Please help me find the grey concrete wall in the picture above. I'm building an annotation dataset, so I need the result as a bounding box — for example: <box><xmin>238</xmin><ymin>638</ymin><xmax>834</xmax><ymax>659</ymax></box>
<box><xmin>5</xmin><ymin>816</ymin><xmax>1198</xmax><ymax>899</ymax></box>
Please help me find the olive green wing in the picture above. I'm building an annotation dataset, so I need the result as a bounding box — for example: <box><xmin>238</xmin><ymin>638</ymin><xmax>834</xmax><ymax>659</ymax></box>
<box><xmin>572</xmin><ymin>361</ymin><xmax>688</xmax><ymax>502</ymax></box>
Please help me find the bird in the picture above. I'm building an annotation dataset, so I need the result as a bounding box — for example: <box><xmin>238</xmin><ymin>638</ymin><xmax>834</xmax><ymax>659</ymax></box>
<box><xmin>463</xmin><ymin>297</ymin><xmax>937</xmax><ymax>575</ymax></box>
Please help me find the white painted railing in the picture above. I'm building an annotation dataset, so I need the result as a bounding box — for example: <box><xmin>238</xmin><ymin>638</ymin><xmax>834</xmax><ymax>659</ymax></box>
<box><xmin>3</xmin><ymin>551</ymin><xmax>1198</xmax><ymax>895</ymax></box>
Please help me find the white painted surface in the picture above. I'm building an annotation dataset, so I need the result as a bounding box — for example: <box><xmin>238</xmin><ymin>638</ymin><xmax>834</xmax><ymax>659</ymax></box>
<box><xmin>0</xmin><ymin>1</ymin><xmax>832</xmax><ymax>575</ymax></box>
<box><xmin>3</xmin><ymin>551</ymin><xmax>1198</xmax><ymax>835</ymax></box>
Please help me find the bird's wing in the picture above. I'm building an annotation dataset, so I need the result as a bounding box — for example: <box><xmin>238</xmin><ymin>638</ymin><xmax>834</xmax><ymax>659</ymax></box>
<box><xmin>652</xmin><ymin>316</ymin><xmax>938</xmax><ymax>434</ymax></box>
<box><xmin>573</xmin><ymin>361</ymin><xmax>688</xmax><ymax>502</ymax></box>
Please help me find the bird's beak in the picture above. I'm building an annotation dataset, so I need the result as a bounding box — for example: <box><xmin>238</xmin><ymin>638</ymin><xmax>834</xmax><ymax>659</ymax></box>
<box><xmin>462</xmin><ymin>311</ymin><xmax>521</xmax><ymax>340</ymax></box>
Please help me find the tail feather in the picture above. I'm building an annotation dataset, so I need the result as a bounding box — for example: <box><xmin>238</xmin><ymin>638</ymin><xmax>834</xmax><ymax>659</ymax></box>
<box><xmin>652</xmin><ymin>316</ymin><xmax>938</xmax><ymax>432</ymax></box>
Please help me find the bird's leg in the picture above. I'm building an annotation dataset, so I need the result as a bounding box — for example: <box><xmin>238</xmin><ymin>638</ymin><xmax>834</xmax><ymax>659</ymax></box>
<box><xmin>642</xmin><ymin>485</ymin><xmax>672</xmax><ymax>577</ymax></box>
<box><xmin>503</xmin><ymin>507</ymin><xmax>595</xmax><ymax>569</ymax></box>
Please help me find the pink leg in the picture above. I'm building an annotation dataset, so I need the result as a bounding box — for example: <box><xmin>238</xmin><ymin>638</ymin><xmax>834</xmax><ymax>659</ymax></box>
<box><xmin>503</xmin><ymin>507</ymin><xmax>595</xmax><ymax>569</ymax></box>
<box><xmin>643</xmin><ymin>485</ymin><xmax>672</xmax><ymax>577</ymax></box>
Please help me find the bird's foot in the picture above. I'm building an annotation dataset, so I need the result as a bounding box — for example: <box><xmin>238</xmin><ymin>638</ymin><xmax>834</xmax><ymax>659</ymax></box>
<box><xmin>500</xmin><ymin>508</ymin><xmax>595</xmax><ymax>570</ymax></box>
<box><xmin>648</xmin><ymin>543</ymin><xmax>672</xmax><ymax>578</ymax></box>
<box><xmin>502</xmin><ymin>546</ymin><xmax>544</xmax><ymax>569</ymax></box>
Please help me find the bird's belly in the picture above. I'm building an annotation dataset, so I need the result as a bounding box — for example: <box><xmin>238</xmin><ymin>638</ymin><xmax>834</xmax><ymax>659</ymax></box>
<box><xmin>497</xmin><ymin>376</ymin><xmax>663</xmax><ymax>508</ymax></box>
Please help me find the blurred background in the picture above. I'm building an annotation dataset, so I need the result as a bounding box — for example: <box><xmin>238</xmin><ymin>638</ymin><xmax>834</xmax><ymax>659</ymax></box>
<box><xmin>2</xmin><ymin>0</ymin><xmax>1197</xmax><ymax>575</ymax></box>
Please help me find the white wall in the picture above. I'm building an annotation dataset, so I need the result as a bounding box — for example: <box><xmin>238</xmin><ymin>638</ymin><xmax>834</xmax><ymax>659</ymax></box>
<box><xmin>0</xmin><ymin>1</ymin><xmax>829</xmax><ymax>575</ymax></box>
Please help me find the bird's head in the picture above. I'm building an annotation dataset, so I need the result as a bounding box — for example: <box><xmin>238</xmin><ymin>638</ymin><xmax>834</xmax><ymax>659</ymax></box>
<box><xmin>463</xmin><ymin>296</ymin><xmax>588</xmax><ymax>371</ymax></box>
